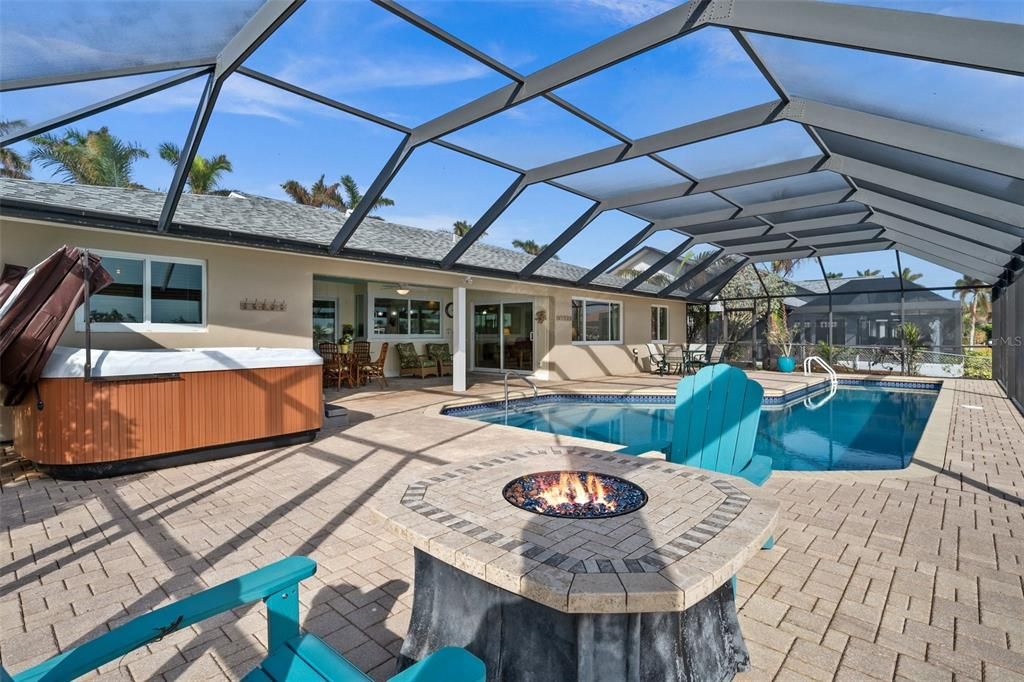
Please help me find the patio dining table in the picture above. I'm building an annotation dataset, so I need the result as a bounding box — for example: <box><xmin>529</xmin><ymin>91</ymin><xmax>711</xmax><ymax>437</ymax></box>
<box><xmin>664</xmin><ymin>347</ymin><xmax>705</xmax><ymax>375</ymax></box>
<box><xmin>372</xmin><ymin>446</ymin><xmax>778</xmax><ymax>681</ymax></box>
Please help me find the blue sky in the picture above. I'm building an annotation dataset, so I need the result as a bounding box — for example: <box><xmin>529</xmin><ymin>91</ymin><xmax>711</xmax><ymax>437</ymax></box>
<box><xmin>2</xmin><ymin>0</ymin><xmax>1021</xmax><ymax>294</ymax></box>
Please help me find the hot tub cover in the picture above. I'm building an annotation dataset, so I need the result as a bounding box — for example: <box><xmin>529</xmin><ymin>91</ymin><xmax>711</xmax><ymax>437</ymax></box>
<box><xmin>42</xmin><ymin>346</ymin><xmax>322</xmax><ymax>379</ymax></box>
<box><xmin>1</xmin><ymin>246</ymin><xmax>113</xmax><ymax>406</ymax></box>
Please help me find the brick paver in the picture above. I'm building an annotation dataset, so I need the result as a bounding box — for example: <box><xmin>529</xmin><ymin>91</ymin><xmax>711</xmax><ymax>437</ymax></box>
<box><xmin>1</xmin><ymin>376</ymin><xmax>1021</xmax><ymax>680</ymax></box>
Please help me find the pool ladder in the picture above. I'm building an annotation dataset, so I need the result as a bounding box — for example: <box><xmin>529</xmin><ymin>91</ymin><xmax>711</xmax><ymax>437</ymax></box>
<box><xmin>803</xmin><ymin>356</ymin><xmax>837</xmax><ymax>410</ymax></box>
<box><xmin>504</xmin><ymin>372</ymin><xmax>538</xmax><ymax>420</ymax></box>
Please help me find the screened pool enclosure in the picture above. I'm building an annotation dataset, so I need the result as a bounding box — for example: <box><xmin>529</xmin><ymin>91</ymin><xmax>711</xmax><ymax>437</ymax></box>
<box><xmin>1</xmin><ymin>0</ymin><xmax>1021</xmax><ymax>391</ymax></box>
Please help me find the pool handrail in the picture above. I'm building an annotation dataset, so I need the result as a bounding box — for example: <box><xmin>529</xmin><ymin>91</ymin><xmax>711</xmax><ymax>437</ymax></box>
<box><xmin>803</xmin><ymin>382</ymin><xmax>837</xmax><ymax>411</ymax></box>
<box><xmin>504</xmin><ymin>372</ymin><xmax>538</xmax><ymax>420</ymax></box>
<box><xmin>804</xmin><ymin>355</ymin><xmax>837</xmax><ymax>387</ymax></box>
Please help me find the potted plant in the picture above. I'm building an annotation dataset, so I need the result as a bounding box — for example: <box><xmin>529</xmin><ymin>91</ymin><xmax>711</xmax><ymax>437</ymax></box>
<box><xmin>767</xmin><ymin>304</ymin><xmax>795</xmax><ymax>372</ymax></box>
<box><xmin>339</xmin><ymin>324</ymin><xmax>355</xmax><ymax>353</ymax></box>
<box><xmin>898</xmin><ymin>321</ymin><xmax>925</xmax><ymax>376</ymax></box>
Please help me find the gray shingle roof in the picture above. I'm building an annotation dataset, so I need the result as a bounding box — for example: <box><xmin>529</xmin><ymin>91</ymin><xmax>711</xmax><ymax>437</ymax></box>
<box><xmin>0</xmin><ymin>179</ymin><xmax>664</xmax><ymax>294</ymax></box>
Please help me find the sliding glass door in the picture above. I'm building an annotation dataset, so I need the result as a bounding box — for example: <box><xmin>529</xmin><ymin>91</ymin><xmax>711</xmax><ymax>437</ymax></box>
<box><xmin>473</xmin><ymin>302</ymin><xmax>533</xmax><ymax>372</ymax></box>
<box><xmin>473</xmin><ymin>304</ymin><xmax>501</xmax><ymax>369</ymax></box>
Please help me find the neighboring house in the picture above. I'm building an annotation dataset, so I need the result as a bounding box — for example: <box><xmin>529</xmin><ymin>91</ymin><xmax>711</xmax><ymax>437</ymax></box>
<box><xmin>610</xmin><ymin>246</ymin><xmax>679</xmax><ymax>279</ymax></box>
<box><xmin>0</xmin><ymin>179</ymin><xmax>689</xmax><ymax>385</ymax></box>
<box><xmin>703</xmin><ymin>276</ymin><xmax>963</xmax><ymax>369</ymax></box>
<box><xmin>787</xmin><ymin>276</ymin><xmax>963</xmax><ymax>351</ymax></box>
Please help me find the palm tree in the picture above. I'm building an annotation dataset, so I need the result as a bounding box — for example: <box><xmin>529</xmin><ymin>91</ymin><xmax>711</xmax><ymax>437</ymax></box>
<box><xmin>955</xmin><ymin>274</ymin><xmax>990</xmax><ymax>345</ymax></box>
<box><xmin>0</xmin><ymin>120</ymin><xmax>31</xmax><ymax>179</ymax></box>
<box><xmin>453</xmin><ymin>220</ymin><xmax>473</xmax><ymax>237</ymax></box>
<box><xmin>339</xmin><ymin>174</ymin><xmax>393</xmax><ymax>217</ymax></box>
<box><xmin>281</xmin><ymin>175</ymin><xmax>344</xmax><ymax>210</ymax></box>
<box><xmin>770</xmin><ymin>258</ymin><xmax>805</xmax><ymax>278</ymax></box>
<box><xmin>892</xmin><ymin>267</ymin><xmax>923</xmax><ymax>282</ymax></box>
<box><xmin>856</xmin><ymin>268</ymin><xmax>880</xmax><ymax>277</ymax></box>
<box><xmin>825</xmin><ymin>271</ymin><xmax>843</xmax><ymax>279</ymax></box>
<box><xmin>618</xmin><ymin>267</ymin><xmax>670</xmax><ymax>287</ymax></box>
<box><xmin>158</xmin><ymin>142</ymin><xmax>233</xmax><ymax>195</ymax></box>
<box><xmin>511</xmin><ymin>239</ymin><xmax>559</xmax><ymax>260</ymax></box>
<box><xmin>29</xmin><ymin>127</ymin><xmax>148</xmax><ymax>187</ymax></box>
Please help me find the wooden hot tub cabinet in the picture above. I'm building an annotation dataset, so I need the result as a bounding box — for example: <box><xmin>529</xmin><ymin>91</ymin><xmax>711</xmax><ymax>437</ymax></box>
<box><xmin>13</xmin><ymin>348</ymin><xmax>323</xmax><ymax>479</ymax></box>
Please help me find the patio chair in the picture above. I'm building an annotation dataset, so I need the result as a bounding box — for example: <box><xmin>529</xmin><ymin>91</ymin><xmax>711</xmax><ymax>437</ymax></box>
<box><xmin>0</xmin><ymin>557</ymin><xmax>484</xmax><ymax>682</ymax></box>
<box><xmin>425</xmin><ymin>343</ymin><xmax>453</xmax><ymax>376</ymax></box>
<box><xmin>319</xmin><ymin>342</ymin><xmax>342</xmax><ymax>390</ymax></box>
<box><xmin>361</xmin><ymin>343</ymin><xmax>389</xmax><ymax>388</ymax></box>
<box><xmin>686</xmin><ymin>343</ymin><xmax>725</xmax><ymax>373</ymax></box>
<box><xmin>620</xmin><ymin>364</ymin><xmax>773</xmax><ymax>548</ymax></box>
<box><xmin>621</xmin><ymin>364</ymin><xmax>770</xmax><ymax>484</ymax></box>
<box><xmin>353</xmin><ymin>341</ymin><xmax>372</xmax><ymax>367</ymax></box>
<box><xmin>396</xmin><ymin>343</ymin><xmax>439</xmax><ymax>379</ymax></box>
<box><xmin>646</xmin><ymin>342</ymin><xmax>670</xmax><ymax>376</ymax></box>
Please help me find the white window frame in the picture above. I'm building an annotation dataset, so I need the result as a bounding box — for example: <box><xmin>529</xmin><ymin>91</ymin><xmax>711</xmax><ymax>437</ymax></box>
<box><xmin>74</xmin><ymin>249</ymin><xmax>207</xmax><ymax>333</ymax></box>
<box><xmin>370</xmin><ymin>294</ymin><xmax>445</xmax><ymax>340</ymax></box>
<box><xmin>571</xmin><ymin>297</ymin><xmax>624</xmax><ymax>346</ymax></box>
<box><xmin>651</xmin><ymin>305</ymin><xmax>669</xmax><ymax>342</ymax></box>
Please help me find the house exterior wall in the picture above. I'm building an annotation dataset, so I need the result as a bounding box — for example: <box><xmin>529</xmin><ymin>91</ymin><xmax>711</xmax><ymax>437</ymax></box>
<box><xmin>0</xmin><ymin>217</ymin><xmax>687</xmax><ymax>385</ymax></box>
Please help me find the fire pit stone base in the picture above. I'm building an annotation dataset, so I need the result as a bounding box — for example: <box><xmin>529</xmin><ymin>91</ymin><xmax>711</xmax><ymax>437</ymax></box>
<box><xmin>399</xmin><ymin>549</ymin><xmax>749</xmax><ymax>682</ymax></box>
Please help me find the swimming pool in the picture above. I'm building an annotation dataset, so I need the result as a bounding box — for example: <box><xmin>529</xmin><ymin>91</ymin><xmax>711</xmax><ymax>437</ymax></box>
<box><xmin>445</xmin><ymin>383</ymin><xmax>939</xmax><ymax>472</ymax></box>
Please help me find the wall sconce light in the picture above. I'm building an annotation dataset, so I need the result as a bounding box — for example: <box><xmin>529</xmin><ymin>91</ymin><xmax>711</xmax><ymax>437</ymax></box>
<box><xmin>396</xmin><ymin>285</ymin><xmax>410</xmax><ymax>295</ymax></box>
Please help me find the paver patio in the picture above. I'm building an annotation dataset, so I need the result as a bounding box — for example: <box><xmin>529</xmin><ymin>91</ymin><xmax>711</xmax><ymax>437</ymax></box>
<box><xmin>2</xmin><ymin>374</ymin><xmax>1022</xmax><ymax>681</ymax></box>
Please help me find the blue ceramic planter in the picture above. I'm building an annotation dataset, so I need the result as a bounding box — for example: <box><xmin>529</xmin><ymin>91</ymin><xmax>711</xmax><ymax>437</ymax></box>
<box><xmin>777</xmin><ymin>356</ymin><xmax>796</xmax><ymax>373</ymax></box>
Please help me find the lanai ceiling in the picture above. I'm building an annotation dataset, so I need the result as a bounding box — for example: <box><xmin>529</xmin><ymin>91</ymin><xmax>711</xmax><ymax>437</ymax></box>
<box><xmin>1</xmin><ymin>0</ymin><xmax>1022</xmax><ymax>301</ymax></box>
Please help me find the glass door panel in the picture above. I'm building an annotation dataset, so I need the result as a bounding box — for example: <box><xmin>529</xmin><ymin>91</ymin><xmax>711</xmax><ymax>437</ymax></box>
<box><xmin>503</xmin><ymin>302</ymin><xmax>534</xmax><ymax>371</ymax></box>
<box><xmin>313</xmin><ymin>299</ymin><xmax>337</xmax><ymax>346</ymax></box>
<box><xmin>474</xmin><ymin>304</ymin><xmax>501</xmax><ymax>369</ymax></box>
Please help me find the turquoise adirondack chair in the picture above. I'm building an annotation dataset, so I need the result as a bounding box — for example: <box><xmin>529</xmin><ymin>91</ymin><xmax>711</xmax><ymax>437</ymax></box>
<box><xmin>0</xmin><ymin>557</ymin><xmax>483</xmax><ymax>682</ymax></box>
<box><xmin>668</xmin><ymin>363</ymin><xmax>771</xmax><ymax>487</ymax></box>
<box><xmin>620</xmin><ymin>364</ymin><xmax>773</xmax><ymax>550</ymax></box>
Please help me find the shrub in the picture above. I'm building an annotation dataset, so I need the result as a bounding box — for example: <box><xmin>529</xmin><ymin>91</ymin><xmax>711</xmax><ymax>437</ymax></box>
<box><xmin>964</xmin><ymin>349</ymin><xmax>992</xmax><ymax>379</ymax></box>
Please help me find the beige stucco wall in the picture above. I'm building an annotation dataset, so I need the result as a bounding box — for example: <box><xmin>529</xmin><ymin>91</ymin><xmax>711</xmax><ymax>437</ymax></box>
<box><xmin>0</xmin><ymin>216</ymin><xmax>687</xmax><ymax>383</ymax></box>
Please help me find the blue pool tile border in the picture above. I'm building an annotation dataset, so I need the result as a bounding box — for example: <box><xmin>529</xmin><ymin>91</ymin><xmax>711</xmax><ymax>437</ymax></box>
<box><xmin>441</xmin><ymin>378</ymin><xmax>942</xmax><ymax>417</ymax></box>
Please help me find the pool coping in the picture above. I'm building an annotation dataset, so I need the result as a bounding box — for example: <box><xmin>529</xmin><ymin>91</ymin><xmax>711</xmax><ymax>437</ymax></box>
<box><xmin>429</xmin><ymin>374</ymin><xmax>953</xmax><ymax>482</ymax></box>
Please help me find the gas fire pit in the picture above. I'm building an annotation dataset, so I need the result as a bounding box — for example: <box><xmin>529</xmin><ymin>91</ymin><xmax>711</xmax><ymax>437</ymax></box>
<box><xmin>502</xmin><ymin>470</ymin><xmax>647</xmax><ymax>518</ymax></box>
<box><xmin>372</xmin><ymin>446</ymin><xmax>778</xmax><ymax>682</ymax></box>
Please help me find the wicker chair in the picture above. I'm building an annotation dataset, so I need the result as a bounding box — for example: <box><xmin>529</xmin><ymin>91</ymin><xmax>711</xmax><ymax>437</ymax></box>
<box><xmin>425</xmin><ymin>343</ymin><xmax>454</xmax><ymax>376</ymax></box>
<box><xmin>318</xmin><ymin>342</ymin><xmax>343</xmax><ymax>389</ymax></box>
<box><xmin>352</xmin><ymin>341</ymin><xmax>371</xmax><ymax>385</ymax></box>
<box><xmin>360</xmin><ymin>342</ymin><xmax>388</xmax><ymax>387</ymax></box>
<box><xmin>395</xmin><ymin>342</ymin><xmax>438</xmax><ymax>378</ymax></box>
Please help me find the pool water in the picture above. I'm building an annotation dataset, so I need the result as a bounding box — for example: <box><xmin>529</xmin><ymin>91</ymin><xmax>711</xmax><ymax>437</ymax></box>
<box><xmin>461</xmin><ymin>387</ymin><xmax>938</xmax><ymax>472</ymax></box>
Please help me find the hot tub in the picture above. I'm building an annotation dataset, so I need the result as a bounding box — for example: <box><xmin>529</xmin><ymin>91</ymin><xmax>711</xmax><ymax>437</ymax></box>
<box><xmin>12</xmin><ymin>346</ymin><xmax>323</xmax><ymax>479</ymax></box>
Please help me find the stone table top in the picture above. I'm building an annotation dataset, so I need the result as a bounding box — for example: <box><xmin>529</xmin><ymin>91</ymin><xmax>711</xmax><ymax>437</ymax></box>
<box><xmin>372</xmin><ymin>446</ymin><xmax>778</xmax><ymax>614</ymax></box>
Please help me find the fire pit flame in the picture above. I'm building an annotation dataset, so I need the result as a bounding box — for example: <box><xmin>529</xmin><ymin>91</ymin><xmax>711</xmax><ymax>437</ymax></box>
<box><xmin>503</xmin><ymin>470</ymin><xmax>647</xmax><ymax>519</ymax></box>
<box><xmin>540</xmin><ymin>471</ymin><xmax>613</xmax><ymax>510</ymax></box>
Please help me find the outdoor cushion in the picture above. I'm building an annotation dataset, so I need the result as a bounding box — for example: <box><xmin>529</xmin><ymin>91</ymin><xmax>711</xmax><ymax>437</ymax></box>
<box><xmin>396</xmin><ymin>343</ymin><xmax>434</xmax><ymax>369</ymax></box>
<box><xmin>425</xmin><ymin>343</ymin><xmax>452</xmax><ymax>362</ymax></box>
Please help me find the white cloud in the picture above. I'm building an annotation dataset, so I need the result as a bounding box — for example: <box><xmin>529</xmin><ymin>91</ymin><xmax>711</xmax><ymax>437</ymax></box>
<box><xmin>690</xmin><ymin>29</ymin><xmax>748</xmax><ymax>68</ymax></box>
<box><xmin>273</xmin><ymin>55</ymin><xmax>493</xmax><ymax>95</ymax></box>
<box><xmin>1</xmin><ymin>31</ymin><xmax>148</xmax><ymax>83</ymax></box>
<box><xmin>568</xmin><ymin>0</ymin><xmax>675</xmax><ymax>24</ymax></box>
<box><xmin>122</xmin><ymin>73</ymin><xmax>384</xmax><ymax>126</ymax></box>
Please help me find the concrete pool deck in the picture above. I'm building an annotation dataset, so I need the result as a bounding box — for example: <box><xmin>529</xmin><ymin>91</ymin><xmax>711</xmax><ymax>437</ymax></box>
<box><xmin>2</xmin><ymin>373</ymin><xmax>1022</xmax><ymax>680</ymax></box>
